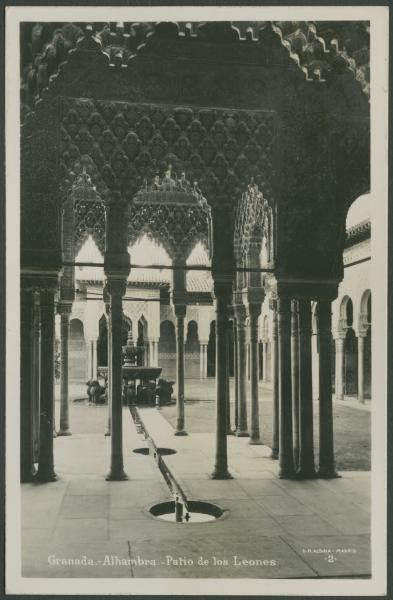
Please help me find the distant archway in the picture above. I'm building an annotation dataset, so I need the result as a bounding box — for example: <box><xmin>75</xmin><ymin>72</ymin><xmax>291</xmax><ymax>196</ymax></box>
<box><xmin>185</xmin><ymin>320</ymin><xmax>200</xmax><ymax>378</ymax></box>
<box><xmin>69</xmin><ymin>318</ymin><xmax>86</xmax><ymax>381</ymax></box>
<box><xmin>360</xmin><ymin>290</ymin><xmax>372</xmax><ymax>398</ymax></box>
<box><xmin>97</xmin><ymin>314</ymin><xmax>108</xmax><ymax>367</ymax></box>
<box><xmin>207</xmin><ymin>321</ymin><xmax>216</xmax><ymax>377</ymax></box>
<box><xmin>342</xmin><ymin>298</ymin><xmax>358</xmax><ymax>396</ymax></box>
<box><xmin>159</xmin><ymin>320</ymin><xmax>176</xmax><ymax>379</ymax></box>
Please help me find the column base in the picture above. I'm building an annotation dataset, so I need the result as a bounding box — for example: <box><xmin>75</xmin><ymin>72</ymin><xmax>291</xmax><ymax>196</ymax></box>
<box><xmin>270</xmin><ymin>448</ymin><xmax>279</xmax><ymax>460</ymax></box>
<box><xmin>57</xmin><ymin>430</ymin><xmax>72</xmax><ymax>437</ymax></box>
<box><xmin>249</xmin><ymin>438</ymin><xmax>263</xmax><ymax>445</ymax></box>
<box><xmin>174</xmin><ymin>430</ymin><xmax>188</xmax><ymax>436</ymax></box>
<box><xmin>104</xmin><ymin>431</ymin><xmax>111</xmax><ymax>437</ymax></box>
<box><xmin>21</xmin><ymin>465</ymin><xmax>37</xmax><ymax>483</ymax></box>
<box><xmin>318</xmin><ymin>467</ymin><xmax>340</xmax><ymax>479</ymax></box>
<box><xmin>227</xmin><ymin>429</ymin><xmax>236</xmax><ymax>436</ymax></box>
<box><xmin>278</xmin><ymin>464</ymin><xmax>296</xmax><ymax>479</ymax></box>
<box><xmin>106</xmin><ymin>468</ymin><xmax>128</xmax><ymax>481</ymax></box>
<box><xmin>34</xmin><ymin>467</ymin><xmax>57</xmax><ymax>483</ymax></box>
<box><xmin>210</xmin><ymin>469</ymin><xmax>233</xmax><ymax>480</ymax></box>
<box><xmin>236</xmin><ymin>430</ymin><xmax>250</xmax><ymax>437</ymax></box>
<box><xmin>295</xmin><ymin>468</ymin><xmax>318</xmax><ymax>480</ymax></box>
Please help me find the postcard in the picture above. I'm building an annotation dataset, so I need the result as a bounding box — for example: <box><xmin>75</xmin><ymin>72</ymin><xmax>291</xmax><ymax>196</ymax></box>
<box><xmin>5</xmin><ymin>5</ymin><xmax>388</xmax><ymax>596</ymax></box>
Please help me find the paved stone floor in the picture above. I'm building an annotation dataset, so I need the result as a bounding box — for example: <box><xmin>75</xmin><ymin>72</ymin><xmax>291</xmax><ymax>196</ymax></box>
<box><xmin>22</xmin><ymin>394</ymin><xmax>371</xmax><ymax>579</ymax></box>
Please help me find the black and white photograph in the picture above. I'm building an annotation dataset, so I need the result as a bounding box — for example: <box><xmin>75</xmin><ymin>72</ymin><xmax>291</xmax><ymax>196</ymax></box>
<box><xmin>5</xmin><ymin>5</ymin><xmax>388</xmax><ymax>596</ymax></box>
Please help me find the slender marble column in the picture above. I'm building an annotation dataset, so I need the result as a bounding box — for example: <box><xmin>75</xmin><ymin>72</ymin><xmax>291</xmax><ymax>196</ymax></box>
<box><xmin>291</xmin><ymin>301</ymin><xmax>300</xmax><ymax>468</ymax></box>
<box><xmin>235</xmin><ymin>305</ymin><xmax>249</xmax><ymax>436</ymax></box>
<box><xmin>32</xmin><ymin>292</ymin><xmax>41</xmax><ymax>463</ymax></box>
<box><xmin>174</xmin><ymin>305</ymin><xmax>187</xmax><ymax>436</ymax></box>
<box><xmin>200</xmin><ymin>343</ymin><xmax>205</xmax><ymax>380</ymax></box>
<box><xmin>104</xmin><ymin>304</ymin><xmax>112</xmax><ymax>436</ymax></box>
<box><xmin>106</xmin><ymin>279</ymin><xmax>127</xmax><ymax>480</ymax></box>
<box><xmin>150</xmin><ymin>340</ymin><xmax>159</xmax><ymax>367</ymax></box>
<box><xmin>233</xmin><ymin>320</ymin><xmax>239</xmax><ymax>431</ymax></box>
<box><xmin>226</xmin><ymin>318</ymin><xmax>234</xmax><ymax>434</ymax></box>
<box><xmin>58</xmin><ymin>305</ymin><xmax>72</xmax><ymax>436</ymax></box>
<box><xmin>335</xmin><ymin>337</ymin><xmax>345</xmax><ymax>401</ymax></box>
<box><xmin>358</xmin><ymin>335</ymin><xmax>365</xmax><ymax>404</ymax></box>
<box><xmin>249</xmin><ymin>305</ymin><xmax>262</xmax><ymax>444</ymax></box>
<box><xmin>270</xmin><ymin>302</ymin><xmax>279</xmax><ymax>459</ymax></box>
<box><xmin>262</xmin><ymin>342</ymin><xmax>268</xmax><ymax>382</ymax></box>
<box><xmin>20</xmin><ymin>287</ymin><xmax>36</xmax><ymax>482</ymax></box>
<box><xmin>203</xmin><ymin>344</ymin><xmax>208</xmax><ymax>378</ymax></box>
<box><xmin>318</xmin><ymin>300</ymin><xmax>338</xmax><ymax>478</ymax></box>
<box><xmin>211</xmin><ymin>284</ymin><xmax>232</xmax><ymax>479</ymax></box>
<box><xmin>278</xmin><ymin>296</ymin><xmax>295</xmax><ymax>478</ymax></box>
<box><xmin>36</xmin><ymin>287</ymin><xmax>57</xmax><ymax>482</ymax></box>
<box><xmin>297</xmin><ymin>299</ymin><xmax>316</xmax><ymax>478</ymax></box>
<box><xmin>92</xmin><ymin>339</ymin><xmax>98</xmax><ymax>379</ymax></box>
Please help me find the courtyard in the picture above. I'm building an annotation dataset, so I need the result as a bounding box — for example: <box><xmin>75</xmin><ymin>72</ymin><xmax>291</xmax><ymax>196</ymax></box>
<box><xmin>21</xmin><ymin>380</ymin><xmax>371</xmax><ymax>579</ymax></box>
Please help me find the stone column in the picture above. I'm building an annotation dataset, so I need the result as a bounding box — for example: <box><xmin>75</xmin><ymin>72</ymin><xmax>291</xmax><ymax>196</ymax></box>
<box><xmin>200</xmin><ymin>343</ymin><xmax>205</xmax><ymax>380</ymax></box>
<box><xmin>233</xmin><ymin>319</ymin><xmax>239</xmax><ymax>431</ymax></box>
<box><xmin>318</xmin><ymin>300</ymin><xmax>338</xmax><ymax>478</ymax></box>
<box><xmin>226</xmin><ymin>315</ymin><xmax>234</xmax><ymax>434</ymax></box>
<box><xmin>36</xmin><ymin>285</ymin><xmax>58</xmax><ymax>482</ymax></box>
<box><xmin>291</xmin><ymin>301</ymin><xmax>300</xmax><ymax>469</ymax></box>
<box><xmin>262</xmin><ymin>341</ymin><xmax>268</xmax><ymax>382</ymax></box>
<box><xmin>174</xmin><ymin>305</ymin><xmax>187</xmax><ymax>436</ymax></box>
<box><xmin>57</xmin><ymin>303</ymin><xmax>72</xmax><ymax>436</ymax></box>
<box><xmin>270</xmin><ymin>300</ymin><xmax>279</xmax><ymax>459</ymax></box>
<box><xmin>104</xmin><ymin>300</ymin><xmax>112</xmax><ymax>437</ymax></box>
<box><xmin>297</xmin><ymin>299</ymin><xmax>316</xmax><ymax>478</ymax></box>
<box><xmin>106</xmin><ymin>279</ymin><xmax>128</xmax><ymax>480</ymax></box>
<box><xmin>335</xmin><ymin>337</ymin><xmax>345</xmax><ymax>401</ymax></box>
<box><xmin>234</xmin><ymin>304</ymin><xmax>249</xmax><ymax>436</ymax></box>
<box><xmin>277</xmin><ymin>296</ymin><xmax>295</xmax><ymax>478</ymax></box>
<box><xmin>86</xmin><ymin>341</ymin><xmax>92</xmax><ymax>380</ymax></box>
<box><xmin>32</xmin><ymin>292</ymin><xmax>41</xmax><ymax>463</ymax></box>
<box><xmin>211</xmin><ymin>280</ymin><xmax>232</xmax><ymax>479</ymax></box>
<box><xmin>150</xmin><ymin>340</ymin><xmax>158</xmax><ymax>367</ymax></box>
<box><xmin>20</xmin><ymin>285</ymin><xmax>36</xmax><ymax>482</ymax></box>
<box><xmin>92</xmin><ymin>339</ymin><xmax>98</xmax><ymax>379</ymax></box>
<box><xmin>248</xmin><ymin>303</ymin><xmax>262</xmax><ymax>445</ymax></box>
<box><xmin>358</xmin><ymin>335</ymin><xmax>365</xmax><ymax>404</ymax></box>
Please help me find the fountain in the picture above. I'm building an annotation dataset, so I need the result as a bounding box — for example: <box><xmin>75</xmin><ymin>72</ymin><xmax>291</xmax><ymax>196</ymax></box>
<box><xmin>98</xmin><ymin>328</ymin><xmax>162</xmax><ymax>406</ymax></box>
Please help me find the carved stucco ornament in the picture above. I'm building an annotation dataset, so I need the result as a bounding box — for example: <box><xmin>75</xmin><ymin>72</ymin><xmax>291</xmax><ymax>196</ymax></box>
<box><xmin>129</xmin><ymin>166</ymin><xmax>212</xmax><ymax>262</ymax></box>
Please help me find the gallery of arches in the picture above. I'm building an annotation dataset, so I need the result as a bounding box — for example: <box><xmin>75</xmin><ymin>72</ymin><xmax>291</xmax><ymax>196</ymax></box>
<box><xmin>19</xmin><ymin>20</ymin><xmax>373</xmax><ymax>579</ymax></box>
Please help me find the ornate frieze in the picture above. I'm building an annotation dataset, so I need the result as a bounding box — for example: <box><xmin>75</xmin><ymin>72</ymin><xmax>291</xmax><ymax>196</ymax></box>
<box><xmin>20</xmin><ymin>21</ymin><xmax>370</xmax><ymax>119</ymax></box>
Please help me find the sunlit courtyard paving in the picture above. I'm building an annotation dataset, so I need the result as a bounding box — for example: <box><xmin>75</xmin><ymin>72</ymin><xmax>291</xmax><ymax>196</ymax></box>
<box><xmin>20</xmin><ymin>380</ymin><xmax>371</xmax><ymax>579</ymax></box>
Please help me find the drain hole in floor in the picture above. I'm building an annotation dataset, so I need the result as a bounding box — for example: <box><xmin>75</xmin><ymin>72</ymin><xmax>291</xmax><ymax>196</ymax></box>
<box><xmin>156</xmin><ymin>448</ymin><xmax>177</xmax><ymax>456</ymax></box>
<box><xmin>133</xmin><ymin>447</ymin><xmax>150</xmax><ymax>455</ymax></box>
<box><xmin>150</xmin><ymin>500</ymin><xmax>223</xmax><ymax>523</ymax></box>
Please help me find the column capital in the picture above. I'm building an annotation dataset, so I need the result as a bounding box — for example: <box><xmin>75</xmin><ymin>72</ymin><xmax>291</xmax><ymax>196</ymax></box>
<box><xmin>233</xmin><ymin>302</ymin><xmax>247</xmax><ymax>324</ymax></box>
<box><xmin>213</xmin><ymin>279</ymin><xmax>233</xmax><ymax>303</ymax></box>
<box><xmin>171</xmin><ymin>291</ymin><xmax>188</xmax><ymax>307</ymax></box>
<box><xmin>21</xmin><ymin>272</ymin><xmax>60</xmax><ymax>293</ymax></box>
<box><xmin>105</xmin><ymin>278</ymin><xmax>127</xmax><ymax>298</ymax></box>
<box><xmin>242</xmin><ymin>286</ymin><xmax>264</xmax><ymax>310</ymax></box>
<box><xmin>57</xmin><ymin>302</ymin><xmax>73</xmax><ymax>317</ymax></box>
<box><xmin>173</xmin><ymin>304</ymin><xmax>187</xmax><ymax>319</ymax></box>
